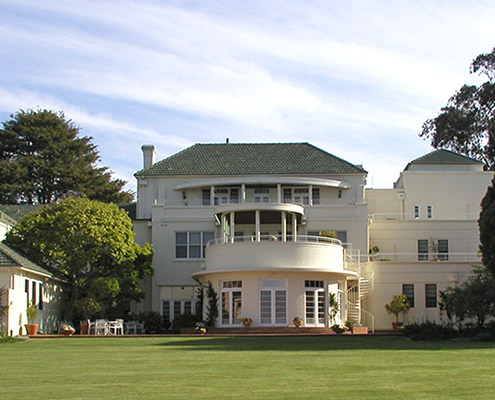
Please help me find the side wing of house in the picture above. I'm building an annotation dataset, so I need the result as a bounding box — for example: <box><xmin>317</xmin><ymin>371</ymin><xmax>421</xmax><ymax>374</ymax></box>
<box><xmin>365</xmin><ymin>149</ymin><xmax>493</xmax><ymax>329</ymax></box>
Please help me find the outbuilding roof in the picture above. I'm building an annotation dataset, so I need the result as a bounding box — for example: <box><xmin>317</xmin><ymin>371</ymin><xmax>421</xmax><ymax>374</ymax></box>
<box><xmin>135</xmin><ymin>142</ymin><xmax>366</xmax><ymax>177</ymax></box>
<box><xmin>404</xmin><ymin>149</ymin><xmax>484</xmax><ymax>171</ymax></box>
<box><xmin>0</xmin><ymin>243</ymin><xmax>52</xmax><ymax>277</ymax></box>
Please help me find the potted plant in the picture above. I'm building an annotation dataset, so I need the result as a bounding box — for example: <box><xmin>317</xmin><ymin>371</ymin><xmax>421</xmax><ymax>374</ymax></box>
<box><xmin>293</xmin><ymin>317</ymin><xmax>303</xmax><ymax>328</ymax></box>
<box><xmin>385</xmin><ymin>294</ymin><xmax>410</xmax><ymax>331</ymax></box>
<box><xmin>331</xmin><ymin>324</ymin><xmax>350</xmax><ymax>334</ymax></box>
<box><xmin>25</xmin><ymin>301</ymin><xmax>39</xmax><ymax>336</ymax></box>
<box><xmin>59</xmin><ymin>323</ymin><xmax>76</xmax><ymax>336</ymax></box>
<box><xmin>241</xmin><ymin>317</ymin><xmax>252</xmax><ymax>327</ymax></box>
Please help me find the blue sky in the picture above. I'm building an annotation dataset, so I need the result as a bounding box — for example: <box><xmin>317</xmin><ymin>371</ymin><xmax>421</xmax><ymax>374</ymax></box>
<box><xmin>1</xmin><ymin>0</ymin><xmax>494</xmax><ymax>192</ymax></box>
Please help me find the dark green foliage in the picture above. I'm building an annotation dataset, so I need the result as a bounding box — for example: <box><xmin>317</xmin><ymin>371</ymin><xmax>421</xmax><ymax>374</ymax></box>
<box><xmin>205</xmin><ymin>282</ymin><xmax>218</xmax><ymax>327</ymax></box>
<box><xmin>440</xmin><ymin>266</ymin><xmax>495</xmax><ymax>329</ymax></box>
<box><xmin>133</xmin><ymin>312</ymin><xmax>169</xmax><ymax>334</ymax></box>
<box><xmin>0</xmin><ymin>287</ymin><xmax>7</xmax><ymax>320</ymax></box>
<box><xmin>403</xmin><ymin>321</ymin><xmax>458</xmax><ymax>341</ymax></box>
<box><xmin>479</xmin><ymin>178</ymin><xmax>495</xmax><ymax>276</ymax></box>
<box><xmin>0</xmin><ymin>109</ymin><xmax>133</xmax><ymax>204</ymax></box>
<box><xmin>421</xmin><ymin>47</ymin><xmax>495</xmax><ymax>168</ymax></box>
<box><xmin>4</xmin><ymin>197</ymin><xmax>154</xmax><ymax>320</ymax></box>
<box><xmin>171</xmin><ymin>312</ymin><xmax>202</xmax><ymax>333</ymax></box>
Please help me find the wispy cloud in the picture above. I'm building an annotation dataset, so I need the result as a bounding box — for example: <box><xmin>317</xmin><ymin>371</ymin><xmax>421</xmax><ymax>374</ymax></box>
<box><xmin>1</xmin><ymin>0</ymin><xmax>494</xmax><ymax>188</ymax></box>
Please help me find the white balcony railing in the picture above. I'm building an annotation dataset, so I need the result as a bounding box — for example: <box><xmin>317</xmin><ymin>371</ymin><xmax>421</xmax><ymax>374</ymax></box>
<box><xmin>367</xmin><ymin>253</ymin><xmax>481</xmax><ymax>263</ymax></box>
<box><xmin>370</xmin><ymin>212</ymin><xmax>480</xmax><ymax>221</ymax></box>
<box><xmin>207</xmin><ymin>234</ymin><xmax>342</xmax><ymax>247</ymax></box>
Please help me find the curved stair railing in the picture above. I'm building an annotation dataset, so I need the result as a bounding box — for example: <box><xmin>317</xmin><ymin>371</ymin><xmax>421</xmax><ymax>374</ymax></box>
<box><xmin>345</xmin><ymin>261</ymin><xmax>375</xmax><ymax>332</ymax></box>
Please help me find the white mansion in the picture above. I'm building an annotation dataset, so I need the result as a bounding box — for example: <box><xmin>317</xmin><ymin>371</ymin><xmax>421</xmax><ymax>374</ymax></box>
<box><xmin>132</xmin><ymin>142</ymin><xmax>492</xmax><ymax>331</ymax></box>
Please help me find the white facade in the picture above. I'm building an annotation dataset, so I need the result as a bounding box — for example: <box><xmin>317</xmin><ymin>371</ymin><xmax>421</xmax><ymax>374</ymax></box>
<box><xmin>0</xmin><ymin>210</ymin><xmax>62</xmax><ymax>336</ymax></box>
<box><xmin>134</xmin><ymin>144</ymin><xmax>492</xmax><ymax>330</ymax></box>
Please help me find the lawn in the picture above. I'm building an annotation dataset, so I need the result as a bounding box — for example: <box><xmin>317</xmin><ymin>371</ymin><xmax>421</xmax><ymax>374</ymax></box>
<box><xmin>1</xmin><ymin>335</ymin><xmax>494</xmax><ymax>399</ymax></box>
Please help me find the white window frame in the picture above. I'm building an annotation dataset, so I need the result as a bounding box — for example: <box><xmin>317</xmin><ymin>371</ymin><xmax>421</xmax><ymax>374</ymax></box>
<box><xmin>162</xmin><ymin>299</ymin><xmax>199</xmax><ymax>322</ymax></box>
<box><xmin>175</xmin><ymin>231</ymin><xmax>214</xmax><ymax>260</ymax></box>
<box><xmin>414</xmin><ymin>205</ymin><xmax>420</xmax><ymax>219</ymax></box>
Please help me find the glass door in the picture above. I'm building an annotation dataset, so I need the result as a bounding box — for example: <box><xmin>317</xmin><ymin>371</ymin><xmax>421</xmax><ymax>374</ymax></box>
<box><xmin>259</xmin><ymin>280</ymin><xmax>287</xmax><ymax>326</ymax></box>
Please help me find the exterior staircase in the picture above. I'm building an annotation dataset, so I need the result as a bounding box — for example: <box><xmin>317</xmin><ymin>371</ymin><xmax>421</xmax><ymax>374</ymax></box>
<box><xmin>346</xmin><ymin>263</ymin><xmax>375</xmax><ymax>332</ymax></box>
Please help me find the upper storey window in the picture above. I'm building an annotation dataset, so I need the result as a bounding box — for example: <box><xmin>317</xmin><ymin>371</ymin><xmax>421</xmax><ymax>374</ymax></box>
<box><xmin>202</xmin><ymin>188</ymin><xmax>239</xmax><ymax>206</ymax></box>
<box><xmin>283</xmin><ymin>187</ymin><xmax>320</xmax><ymax>205</ymax></box>
<box><xmin>254</xmin><ymin>187</ymin><xmax>270</xmax><ymax>203</ymax></box>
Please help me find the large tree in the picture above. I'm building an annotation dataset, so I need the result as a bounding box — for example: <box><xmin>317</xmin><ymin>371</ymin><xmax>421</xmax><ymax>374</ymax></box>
<box><xmin>479</xmin><ymin>176</ymin><xmax>495</xmax><ymax>276</ymax></box>
<box><xmin>421</xmin><ymin>47</ymin><xmax>495</xmax><ymax>168</ymax></box>
<box><xmin>0</xmin><ymin>109</ymin><xmax>133</xmax><ymax>204</ymax></box>
<box><xmin>4</xmin><ymin>197</ymin><xmax>153</xmax><ymax>320</ymax></box>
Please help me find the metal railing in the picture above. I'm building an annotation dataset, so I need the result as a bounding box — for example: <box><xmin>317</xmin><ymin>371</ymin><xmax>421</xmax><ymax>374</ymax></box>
<box><xmin>370</xmin><ymin>212</ymin><xmax>480</xmax><ymax>221</ymax></box>
<box><xmin>207</xmin><ymin>235</ymin><xmax>342</xmax><ymax>247</ymax></box>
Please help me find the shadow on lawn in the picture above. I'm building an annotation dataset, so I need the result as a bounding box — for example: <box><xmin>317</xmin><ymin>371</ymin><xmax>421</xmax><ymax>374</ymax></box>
<box><xmin>154</xmin><ymin>335</ymin><xmax>495</xmax><ymax>352</ymax></box>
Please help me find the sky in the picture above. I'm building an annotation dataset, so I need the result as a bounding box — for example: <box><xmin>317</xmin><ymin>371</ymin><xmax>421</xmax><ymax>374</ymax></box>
<box><xmin>1</xmin><ymin>0</ymin><xmax>494</xmax><ymax>193</ymax></box>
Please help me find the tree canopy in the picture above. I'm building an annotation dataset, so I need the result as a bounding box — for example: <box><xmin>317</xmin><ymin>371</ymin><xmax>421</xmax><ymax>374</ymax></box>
<box><xmin>421</xmin><ymin>47</ymin><xmax>495</xmax><ymax>168</ymax></box>
<box><xmin>439</xmin><ymin>266</ymin><xmax>495</xmax><ymax>329</ymax></box>
<box><xmin>4</xmin><ymin>197</ymin><xmax>153</xmax><ymax>320</ymax></box>
<box><xmin>479</xmin><ymin>176</ymin><xmax>495</xmax><ymax>276</ymax></box>
<box><xmin>0</xmin><ymin>109</ymin><xmax>133</xmax><ymax>204</ymax></box>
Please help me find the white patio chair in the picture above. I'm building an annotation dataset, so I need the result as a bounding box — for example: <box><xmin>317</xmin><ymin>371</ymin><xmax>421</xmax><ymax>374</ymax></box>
<box><xmin>108</xmin><ymin>319</ymin><xmax>124</xmax><ymax>335</ymax></box>
<box><xmin>88</xmin><ymin>320</ymin><xmax>96</xmax><ymax>335</ymax></box>
<box><xmin>125</xmin><ymin>320</ymin><xmax>138</xmax><ymax>335</ymax></box>
<box><xmin>95</xmin><ymin>319</ymin><xmax>108</xmax><ymax>335</ymax></box>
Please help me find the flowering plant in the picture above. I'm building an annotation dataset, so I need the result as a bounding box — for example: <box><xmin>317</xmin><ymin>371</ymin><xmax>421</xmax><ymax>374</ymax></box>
<box><xmin>331</xmin><ymin>324</ymin><xmax>348</xmax><ymax>334</ymax></box>
<box><xmin>59</xmin><ymin>324</ymin><xmax>75</xmax><ymax>334</ymax></box>
<box><xmin>293</xmin><ymin>317</ymin><xmax>303</xmax><ymax>327</ymax></box>
<box><xmin>241</xmin><ymin>318</ymin><xmax>252</xmax><ymax>324</ymax></box>
<box><xmin>195</xmin><ymin>321</ymin><xmax>207</xmax><ymax>334</ymax></box>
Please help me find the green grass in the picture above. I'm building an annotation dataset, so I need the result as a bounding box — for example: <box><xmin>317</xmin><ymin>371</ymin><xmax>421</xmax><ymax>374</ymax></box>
<box><xmin>1</xmin><ymin>336</ymin><xmax>494</xmax><ymax>399</ymax></box>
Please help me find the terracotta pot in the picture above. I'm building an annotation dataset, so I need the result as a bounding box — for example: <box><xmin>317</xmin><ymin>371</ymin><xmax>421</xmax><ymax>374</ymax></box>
<box><xmin>392</xmin><ymin>322</ymin><xmax>403</xmax><ymax>331</ymax></box>
<box><xmin>25</xmin><ymin>323</ymin><xmax>39</xmax><ymax>336</ymax></box>
<box><xmin>80</xmin><ymin>323</ymin><xmax>89</xmax><ymax>335</ymax></box>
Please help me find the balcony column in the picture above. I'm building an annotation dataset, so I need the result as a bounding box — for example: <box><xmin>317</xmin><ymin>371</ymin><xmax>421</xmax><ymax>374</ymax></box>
<box><xmin>210</xmin><ymin>186</ymin><xmax>215</xmax><ymax>206</ymax></box>
<box><xmin>221</xmin><ymin>213</ymin><xmax>227</xmax><ymax>243</ymax></box>
<box><xmin>292</xmin><ymin>213</ymin><xmax>297</xmax><ymax>242</ymax></box>
<box><xmin>281</xmin><ymin>211</ymin><xmax>287</xmax><ymax>242</ymax></box>
<box><xmin>229</xmin><ymin>211</ymin><xmax>235</xmax><ymax>244</ymax></box>
<box><xmin>255</xmin><ymin>210</ymin><xmax>260</xmax><ymax>242</ymax></box>
<box><xmin>309</xmin><ymin>185</ymin><xmax>313</xmax><ymax>205</ymax></box>
<box><xmin>277</xmin><ymin>184</ymin><xmax>282</xmax><ymax>203</ymax></box>
<box><xmin>241</xmin><ymin>184</ymin><xmax>246</xmax><ymax>203</ymax></box>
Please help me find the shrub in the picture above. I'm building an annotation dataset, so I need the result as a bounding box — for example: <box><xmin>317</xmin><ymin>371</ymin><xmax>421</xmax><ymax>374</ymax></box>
<box><xmin>403</xmin><ymin>321</ymin><xmax>457</xmax><ymax>341</ymax></box>
<box><xmin>134</xmin><ymin>312</ymin><xmax>167</xmax><ymax>334</ymax></box>
<box><xmin>171</xmin><ymin>312</ymin><xmax>202</xmax><ymax>333</ymax></box>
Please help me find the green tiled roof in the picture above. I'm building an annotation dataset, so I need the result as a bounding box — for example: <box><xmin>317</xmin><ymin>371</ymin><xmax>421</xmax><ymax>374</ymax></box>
<box><xmin>136</xmin><ymin>143</ymin><xmax>366</xmax><ymax>176</ymax></box>
<box><xmin>0</xmin><ymin>243</ymin><xmax>52</xmax><ymax>276</ymax></box>
<box><xmin>405</xmin><ymin>149</ymin><xmax>484</xmax><ymax>170</ymax></box>
<box><xmin>0</xmin><ymin>204</ymin><xmax>45</xmax><ymax>223</ymax></box>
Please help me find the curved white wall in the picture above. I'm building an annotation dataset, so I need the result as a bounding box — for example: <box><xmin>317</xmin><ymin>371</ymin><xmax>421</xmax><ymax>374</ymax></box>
<box><xmin>204</xmin><ymin>241</ymin><xmax>353</xmax><ymax>275</ymax></box>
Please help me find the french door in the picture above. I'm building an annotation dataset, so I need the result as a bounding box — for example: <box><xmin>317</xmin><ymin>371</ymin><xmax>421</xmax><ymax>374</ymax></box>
<box><xmin>221</xmin><ymin>290</ymin><xmax>242</xmax><ymax>326</ymax></box>
<box><xmin>305</xmin><ymin>289</ymin><xmax>326</xmax><ymax>326</ymax></box>
<box><xmin>260</xmin><ymin>288</ymin><xmax>287</xmax><ymax>325</ymax></box>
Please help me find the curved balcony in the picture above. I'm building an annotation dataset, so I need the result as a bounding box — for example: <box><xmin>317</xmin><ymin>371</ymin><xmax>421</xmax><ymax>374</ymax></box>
<box><xmin>194</xmin><ymin>235</ymin><xmax>358</xmax><ymax>278</ymax></box>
